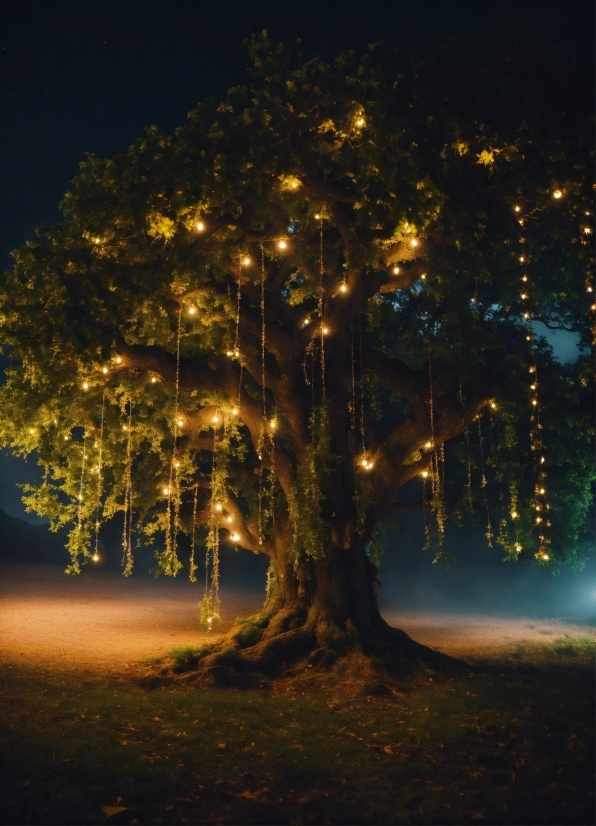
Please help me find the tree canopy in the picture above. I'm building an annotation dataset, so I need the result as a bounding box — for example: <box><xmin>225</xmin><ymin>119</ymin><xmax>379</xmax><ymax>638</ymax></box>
<box><xmin>0</xmin><ymin>30</ymin><xmax>593</xmax><ymax>639</ymax></box>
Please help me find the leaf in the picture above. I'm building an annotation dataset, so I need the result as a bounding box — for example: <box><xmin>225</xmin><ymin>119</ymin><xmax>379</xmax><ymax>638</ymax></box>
<box><xmin>218</xmin><ymin>742</ymin><xmax>227</xmax><ymax>749</ymax></box>
<box><xmin>101</xmin><ymin>806</ymin><xmax>128</xmax><ymax>818</ymax></box>
<box><xmin>383</xmin><ymin>745</ymin><xmax>394</xmax><ymax>755</ymax></box>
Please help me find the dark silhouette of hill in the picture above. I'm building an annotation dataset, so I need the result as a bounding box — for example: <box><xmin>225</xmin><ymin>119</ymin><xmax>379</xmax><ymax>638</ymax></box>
<box><xmin>0</xmin><ymin>509</ymin><xmax>68</xmax><ymax>565</ymax></box>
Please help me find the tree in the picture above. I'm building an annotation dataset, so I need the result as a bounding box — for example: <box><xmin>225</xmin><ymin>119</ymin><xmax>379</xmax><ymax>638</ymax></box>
<box><xmin>0</xmin><ymin>30</ymin><xmax>593</xmax><ymax>676</ymax></box>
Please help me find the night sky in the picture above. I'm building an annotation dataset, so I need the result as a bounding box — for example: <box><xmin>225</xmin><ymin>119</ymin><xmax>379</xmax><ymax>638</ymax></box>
<box><xmin>1</xmin><ymin>0</ymin><xmax>593</xmax><ymax>546</ymax></box>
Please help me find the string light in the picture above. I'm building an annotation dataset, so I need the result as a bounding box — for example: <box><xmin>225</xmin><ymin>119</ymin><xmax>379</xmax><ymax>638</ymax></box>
<box><xmin>82</xmin><ymin>382</ymin><xmax>89</xmax><ymax>390</ymax></box>
<box><xmin>278</xmin><ymin>240</ymin><xmax>287</xmax><ymax>250</ymax></box>
<box><xmin>122</xmin><ymin>400</ymin><xmax>133</xmax><ymax>576</ymax></box>
<box><xmin>392</xmin><ymin>266</ymin><xmax>400</xmax><ymax>274</ymax></box>
<box><xmin>552</xmin><ymin>190</ymin><xmax>562</xmax><ymax>199</ymax></box>
<box><xmin>514</xmin><ymin>205</ymin><xmax>521</xmax><ymax>212</ymax></box>
<box><xmin>188</xmin><ymin>306</ymin><xmax>196</xmax><ymax>315</ymax></box>
<box><xmin>196</xmin><ymin>220</ymin><xmax>205</xmax><ymax>231</ymax></box>
<box><xmin>115</xmin><ymin>356</ymin><xmax>122</xmax><ymax>364</ymax></box>
<box><xmin>231</xmin><ymin>532</ymin><xmax>240</xmax><ymax>543</ymax></box>
<box><xmin>410</xmin><ymin>238</ymin><xmax>418</xmax><ymax>248</ymax></box>
<box><xmin>421</xmin><ymin>273</ymin><xmax>427</xmax><ymax>280</ymax></box>
<box><xmin>151</xmin><ymin>376</ymin><xmax>157</xmax><ymax>383</ymax></box>
<box><xmin>340</xmin><ymin>282</ymin><xmax>348</xmax><ymax>292</ymax></box>
<box><xmin>102</xmin><ymin>367</ymin><xmax>108</xmax><ymax>374</ymax></box>
<box><xmin>93</xmin><ymin>391</ymin><xmax>106</xmax><ymax>562</ymax></box>
<box><xmin>232</xmin><ymin>407</ymin><xmax>239</xmax><ymax>416</ymax></box>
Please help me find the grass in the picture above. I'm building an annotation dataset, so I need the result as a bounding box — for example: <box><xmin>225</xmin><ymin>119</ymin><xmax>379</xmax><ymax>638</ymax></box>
<box><xmin>0</xmin><ymin>638</ymin><xmax>594</xmax><ymax>825</ymax></box>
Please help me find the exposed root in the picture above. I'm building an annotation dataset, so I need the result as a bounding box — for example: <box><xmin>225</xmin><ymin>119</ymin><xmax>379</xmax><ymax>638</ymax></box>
<box><xmin>141</xmin><ymin>608</ymin><xmax>465</xmax><ymax>696</ymax></box>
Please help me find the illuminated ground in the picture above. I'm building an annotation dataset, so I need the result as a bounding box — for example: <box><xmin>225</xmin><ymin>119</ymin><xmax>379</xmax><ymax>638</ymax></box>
<box><xmin>1</xmin><ymin>561</ymin><xmax>593</xmax><ymax>673</ymax></box>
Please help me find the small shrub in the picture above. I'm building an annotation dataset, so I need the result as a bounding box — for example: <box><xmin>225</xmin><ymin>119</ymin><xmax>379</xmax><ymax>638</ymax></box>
<box><xmin>168</xmin><ymin>645</ymin><xmax>209</xmax><ymax>673</ymax></box>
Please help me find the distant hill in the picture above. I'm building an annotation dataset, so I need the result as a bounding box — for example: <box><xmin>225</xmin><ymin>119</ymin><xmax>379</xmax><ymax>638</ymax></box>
<box><xmin>0</xmin><ymin>509</ymin><xmax>69</xmax><ymax>564</ymax></box>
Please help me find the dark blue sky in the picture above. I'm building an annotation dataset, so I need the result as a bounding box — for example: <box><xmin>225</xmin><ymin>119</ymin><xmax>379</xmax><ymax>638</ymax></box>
<box><xmin>0</xmin><ymin>0</ymin><xmax>593</xmax><ymax>522</ymax></box>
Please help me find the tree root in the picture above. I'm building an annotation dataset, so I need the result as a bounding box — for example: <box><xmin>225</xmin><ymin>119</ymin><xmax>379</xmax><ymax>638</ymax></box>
<box><xmin>145</xmin><ymin>609</ymin><xmax>464</xmax><ymax>694</ymax></box>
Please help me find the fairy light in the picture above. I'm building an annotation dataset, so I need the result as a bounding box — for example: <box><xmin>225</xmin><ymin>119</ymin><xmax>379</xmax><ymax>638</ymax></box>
<box><xmin>188</xmin><ymin>306</ymin><xmax>196</xmax><ymax>315</ymax></box>
<box><xmin>165</xmin><ymin>305</ymin><xmax>183</xmax><ymax>569</ymax></box>
<box><xmin>421</xmin><ymin>273</ymin><xmax>426</xmax><ymax>280</ymax></box>
<box><xmin>115</xmin><ymin>356</ymin><xmax>122</xmax><ymax>364</ymax></box>
<box><xmin>340</xmin><ymin>282</ymin><xmax>348</xmax><ymax>292</ymax></box>
<box><xmin>215</xmin><ymin>503</ymin><xmax>222</xmax><ymax>512</ymax></box>
<box><xmin>196</xmin><ymin>220</ymin><xmax>205</xmax><ymax>231</ymax></box>
<box><xmin>410</xmin><ymin>238</ymin><xmax>418</xmax><ymax>248</ymax></box>
<box><xmin>93</xmin><ymin>391</ymin><xmax>106</xmax><ymax>561</ymax></box>
<box><xmin>92</xmin><ymin>553</ymin><xmax>99</xmax><ymax>562</ymax></box>
<box><xmin>151</xmin><ymin>376</ymin><xmax>157</xmax><ymax>383</ymax></box>
<box><xmin>212</xmin><ymin>414</ymin><xmax>219</xmax><ymax>425</ymax></box>
<box><xmin>232</xmin><ymin>407</ymin><xmax>239</xmax><ymax>416</ymax></box>
<box><xmin>102</xmin><ymin>367</ymin><xmax>108</xmax><ymax>374</ymax></box>
<box><xmin>76</xmin><ymin>429</ymin><xmax>88</xmax><ymax>538</ymax></box>
<box><xmin>243</xmin><ymin>256</ymin><xmax>251</xmax><ymax>266</ymax></box>
<box><xmin>177</xmin><ymin>418</ymin><xmax>184</xmax><ymax>427</ymax></box>
<box><xmin>392</xmin><ymin>266</ymin><xmax>400</xmax><ymax>275</ymax></box>
<box><xmin>231</xmin><ymin>532</ymin><xmax>240</xmax><ymax>543</ymax></box>
<box><xmin>518</xmin><ymin>212</ymin><xmax>551</xmax><ymax>560</ymax></box>
<box><xmin>278</xmin><ymin>240</ymin><xmax>287</xmax><ymax>250</ymax></box>
<box><xmin>122</xmin><ymin>400</ymin><xmax>133</xmax><ymax>575</ymax></box>
<box><xmin>553</xmin><ymin>190</ymin><xmax>562</xmax><ymax>199</ymax></box>
<box><xmin>514</xmin><ymin>206</ymin><xmax>521</xmax><ymax>212</ymax></box>
<box><xmin>82</xmin><ymin>382</ymin><xmax>89</xmax><ymax>390</ymax></box>
<box><xmin>163</xmin><ymin>486</ymin><xmax>170</xmax><ymax>495</ymax></box>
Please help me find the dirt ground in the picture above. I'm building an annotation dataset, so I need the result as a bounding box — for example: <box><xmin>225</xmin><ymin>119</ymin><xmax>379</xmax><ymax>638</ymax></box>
<box><xmin>1</xmin><ymin>561</ymin><xmax>594</xmax><ymax>675</ymax></box>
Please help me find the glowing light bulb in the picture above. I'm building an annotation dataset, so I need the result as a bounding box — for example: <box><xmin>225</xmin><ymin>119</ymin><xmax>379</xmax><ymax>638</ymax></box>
<box><xmin>511</xmin><ymin>511</ymin><xmax>518</xmax><ymax>519</ymax></box>
<box><xmin>536</xmin><ymin>517</ymin><xmax>542</xmax><ymax>523</ymax></box>
<box><xmin>242</xmin><ymin>256</ymin><xmax>251</xmax><ymax>266</ymax></box>
<box><xmin>212</xmin><ymin>415</ymin><xmax>219</xmax><ymax>424</ymax></box>
<box><xmin>270</xmin><ymin>419</ymin><xmax>277</xmax><ymax>429</ymax></box>
<box><xmin>232</xmin><ymin>407</ymin><xmax>239</xmax><ymax>416</ymax></box>
<box><xmin>115</xmin><ymin>356</ymin><xmax>122</xmax><ymax>364</ymax></box>
<box><xmin>410</xmin><ymin>238</ymin><xmax>418</xmax><ymax>248</ymax></box>
<box><xmin>529</xmin><ymin>367</ymin><xmax>536</xmax><ymax>373</ymax></box>
<box><xmin>29</xmin><ymin>428</ymin><xmax>35</xmax><ymax>434</ymax></box>
<box><xmin>421</xmin><ymin>273</ymin><xmax>427</xmax><ymax>280</ymax></box>
<box><xmin>177</xmin><ymin>419</ymin><xmax>184</xmax><ymax>427</ymax></box>
<box><xmin>82</xmin><ymin>382</ymin><xmax>89</xmax><ymax>390</ymax></box>
<box><xmin>542</xmin><ymin>553</ymin><xmax>549</xmax><ymax>561</ymax></box>
<box><xmin>92</xmin><ymin>553</ymin><xmax>99</xmax><ymax>562</ymax></box>
<box><xmin>207</xmin><ymin>616</ymin><xmax>213</xmax><ymax>624</ymax></box>
<box><xmin>421</xmin><ymin>470</ymin><xmax>429</xmax><ymax>478</ymax></box>
<box><xmin>392</xmin><ymin>266</ymin><xmax>400</xmax><ymax>275</ymax></box>
<box><xmin>522</xmin><ymin>275</ymin><xmax>528</xmax><ymax>282</ymax></box>
<box><xmin>355</xmin><ymin>117</ymin><xmax>365</xmax><ymax>127</ymax></box>
<box><xmin>552</xmin><ymin>190</ymin><xmax>562</xmax><ymax>199</ymax></box>
<box><xmin>587</xmin><ymin>287</ymin><xmax>593</xmax><ymax>293</ymax></box>
<box><xmin>532</xmin><ymin>399</ymin><xmax>538</xmax><ymax>406</ymax></box>
<box><xmin>521</xmin><ymin>293</ymin><xmax>527</xmax><ymax>299</ymax></box>
<box><xmin>163</xmin><ymin>487</ymin><xmax>170</xmax><ymax>495</ymax></box>
<box><xmin>322</xmin><ymin>326</ymin><xmax>329</xmax><ymax>335</ymax></box>
<box><xmin>226</xmin><ymin>516</ymin><xmax>233</xmax><ymax>523</ymax></box>
<box><xmin>234</xmin><ymin>349</ymin><xmax>240</xmax><ymax>358</ymax></box>
<box><xmin>523</xmin><ymin>312</ymin><xmax>530</xmax><ymax>319</ymax></box>
<box><xmin>424</xmin><ymin>441</ymin><xmax>432</xmax><ymax>449</ymax></box>
<box><xmin>584</xmin><ymin>227</ymin><xmax>592</xmax><ymax>235</ymax></box>
<box><xmin>340</xmin><ymin>282</ymin><xmax>348</xmax><ymax>292</ymax></box>
<box><xmin>540</xmin><ymin>456</ymin><xmax>545</xmax><ymax>464</ymax></box>
<box><xmin>231</xmin><ymin>533</ymin><xmax>240</xmax><ymax>543</ymax></box>
<box><xmin>197</xmin><ymin>221</ymin><xmax>205</xmax><ymax>231</ymax></box>
<box><xmin>151</xmin><ymin>376</ymin><xmax>157</xmax><ymax>383</ymax></box>
<box><xmin>227</xmin><ymin>350</ymin><xmax>233</xmax><ymax>357</ymax></box>
<box><xmin>514</xmin><ymin>206</ymin><xmax>521</xmax><ymax>212</ymax></box>
<box><xmin>592</xmin><ymin>304</ymin><xmax>596</xmax><ymax>312</ymax></box>
<box><xmin>278</xmin><ymin>240</ymin><xmax>287</xmax><ymax>250</ymax></box>
<box><xmin>188</xmin><ymin>306</ymin><xmax>196</xmax><ymax>315</ymax></box>
<box><xmin>519</xmin><ymin>256</ymin><xmax>525</xmax><ymax>263</ymax></box>
<box><xmin>539</xmin><ymin>487</ymin><xmax>545</xmax><ymax>494</ymax></box>
<box><xmin>514</xmin><ymin>543</ymin><xmax>522</xmax><ymax>552</ymax></box>
<box><xmin>314</xmin><ymin>213</ymin><xmax>321</xmax><ymax>220</ymax></box>
<box><xmin>490</xmin><ymin>402</ymin><xmax>497</xmax><ymax>409</ymax></box>
<box><xmin>215</xmin><ymin>503</ymin><xmax>222</xmax><ymax>512</ymax></box>
<box><xmin>102</xmin><ymin>367</ymin><xmax>108</xmax><ymax>374</ymax></box>
<box><xmin>291</xmin><ymin>180</ymin><xmax>298</xmax><ymax>189</ymax></box>
<box><xmin>530</xmin><ymin>383</ymin><xmax>536</xmax><ymax>390</ymax></box>
<box><xmin>303</xmin><ymin>318</ymin><xmax>310</xmax><ymax>326</ymax></box>
<box><xmin>122</xmin><ymin>424</ymin><xmax>128</xmax><ymax>431</ymax></box>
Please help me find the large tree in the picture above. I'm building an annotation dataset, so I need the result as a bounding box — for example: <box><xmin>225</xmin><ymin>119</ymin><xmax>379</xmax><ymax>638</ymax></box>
<box><xmin>1</xmin><ymin>31</ymin><xmax>593</xmax><ymax>675</ymax></box>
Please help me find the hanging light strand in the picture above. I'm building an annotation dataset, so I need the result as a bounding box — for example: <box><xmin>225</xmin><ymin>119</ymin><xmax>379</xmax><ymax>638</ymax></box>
<box><xmin>122</xmin><ymin>400</ymin><xmax>133</xmax><ymax>575</ymax></box>
<box><xmin>189</xmin><ymin>483</ymin><xmax>199</xmax><ymax>583</ymax></box>
<box><xmin>519</xmin><ymin>231</ymin><xmax>551</xmax><ymax>560</ymax></box>
<box><xmin>427</xmin><ymin>349</ymin><xmax>446</xmax><ymax>555</ymax></box>
<box><xmin>93</xmin><ymin>391</ymin><xmax>106</xmax><ymax>560</ymax></box>
<box><xmin>165</xmin><ymin>305</ymin><xmax>183</xmax><ymax>563</ymax></box>
<box><xmin>318</xmin><ymin>214</ymin><xmax>326</xmax><ymax>401</ymax></box>
<box><xmin>477</xmin><ymin>414</ymin><xmax>493</xmax><ymax>547</ymax></box>
<box><xmin>76</xmin><ymin>429</ymin><xmax>88</xmax><ymax>534</ymax></box>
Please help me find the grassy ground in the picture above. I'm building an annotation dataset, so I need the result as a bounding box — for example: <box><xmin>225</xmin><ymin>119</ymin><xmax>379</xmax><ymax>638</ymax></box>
<box><xmin>0</xmin><ymin>637</ymin><xmax>594</xmax><ymax>825</ymax></box>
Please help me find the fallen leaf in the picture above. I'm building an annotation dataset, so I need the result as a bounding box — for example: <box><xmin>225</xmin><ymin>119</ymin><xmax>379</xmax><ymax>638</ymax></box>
<box><xmin>218</xmin><ymin>742</ymin><xmax>227</xmax><ymax>749</ymax></box>
<box><xmin>101</xmin><ymin>806</ymin><xmax>128</xmax><ymax>818</ymax></box>
<box><xmin>383</xmin><ymin>745</ymin><xmax>394</xmax><ymax>755</ymax></box>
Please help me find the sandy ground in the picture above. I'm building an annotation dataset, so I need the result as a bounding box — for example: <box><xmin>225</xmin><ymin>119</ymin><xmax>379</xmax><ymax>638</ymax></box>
<box><xmin>1</xmin><ymin>561</ymin><xmax>594</xmax><ymax>675</ymax></box>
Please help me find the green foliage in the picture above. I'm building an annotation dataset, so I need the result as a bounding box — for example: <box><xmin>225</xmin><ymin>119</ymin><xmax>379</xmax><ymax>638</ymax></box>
<box><xmin>0</xmin><ymin>28</ymin><xmax>592</xmax><ymax>583</ymax></box>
